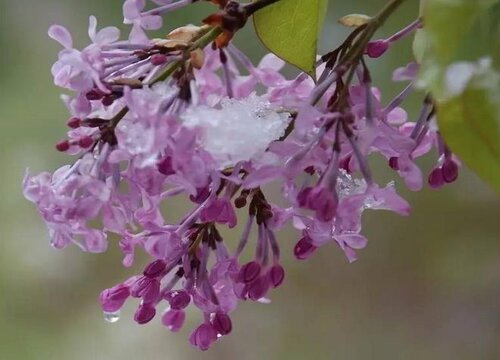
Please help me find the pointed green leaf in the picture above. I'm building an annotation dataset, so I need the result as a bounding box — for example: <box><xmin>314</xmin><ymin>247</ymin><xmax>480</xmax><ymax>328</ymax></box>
<box><xmin>253</xmin><ymin>0</ymin><xmax>328</xmax><ymax>79</ymax></box>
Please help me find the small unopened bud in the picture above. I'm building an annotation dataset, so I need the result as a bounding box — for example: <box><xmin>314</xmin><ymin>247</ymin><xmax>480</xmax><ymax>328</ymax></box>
<box><xmin>238</xmin><ymin>261</ymin><xmax>261</xmax><ymax>283</ymax></box>
<box><xmin>99</xmin><ymin>284</ymin><xmax>130</xmax><ymax>313</ymax></box>
<box><xmin>212</xmin><ymin>313</ymin><xmax>232</xmax><ymax>336</ymax></box>
<box><xmin>78</xmin><ymin>136</ymin><xmax>94</xmax><ymax>149</ymax></box>
<box><xmin>151</xmin><ymin>54</ymin><xmax>168</xmax><ymax>66</ymax></box>
<box><xmin>143</xmin><ymin>259</ymin><xmax>167</xmax><ymax>278</ymax></box>
<box><xmin>67</xmin><ymin>117</ymin><xmax>81</xmax><ymax>129</ymax></box>
<box><xmin>268</xmin><ymin>265</ymin><xmax>285</xmax><ymax>288</ymax></box>
<box><xmin>234</xmin><ymin>196</ymin><xmax>247</xmax><ymax>208</ymax></box>
<box><xmin>134</xmin><ymin>303</ymin><xmax>156</xmax><ymax>325</ymax></box>
<box><xmin>442</xmin><ymin>159</ymin><xmax>458</xmax><ymax>183</ymax></box>
<box><xmin>428</xmin><ymin>167</ymin><xmax>445</xmax><ymax>189</ymax></box>
<box><xmin>55</xmin><ymin>140</ymin><xmax>70</xmax><ymax>152</ymax></box>
<box><xmin>366</xmin><ymin>39</ymin><xmax>389</xmax><ymax>58</ymax></box>
<box><xmin>168</xmin><ymin>290</ymin><xmax>191</xmax><ymax>310</ymax></box>
<box><xmin>162</xmin><ymin>309</ymin><xmax>185</xmax><ymax>332</ymax></box>
<box><xmin>294</xmin><ymin>236</ymin><xmax>317</xmax><ymax>260</ymax></box>
<box><xmin>247</xmin><ymin>276</ymin><xmax>270</xmax><ymax>301</ymax></box>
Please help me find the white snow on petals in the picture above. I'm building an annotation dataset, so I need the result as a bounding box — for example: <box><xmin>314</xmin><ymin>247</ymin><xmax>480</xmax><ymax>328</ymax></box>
<box><xmin>182</xmin><ymin>94</ymin><xmax>290</xmax><ymax>167</ymax></box>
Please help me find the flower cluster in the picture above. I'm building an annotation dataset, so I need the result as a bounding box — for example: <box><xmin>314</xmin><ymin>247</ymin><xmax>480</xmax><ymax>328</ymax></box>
<box><xmin>23</xmin><ymin>0</ymin><xmax>459</xmax><ymax>351</ymax></box>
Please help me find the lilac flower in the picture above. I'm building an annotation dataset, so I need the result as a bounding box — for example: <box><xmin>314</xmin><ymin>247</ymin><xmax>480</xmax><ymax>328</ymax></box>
<box><xmin>24</xmin><ymin>5</ymin><xmax>460</xmax><ymax>351</ymax></box>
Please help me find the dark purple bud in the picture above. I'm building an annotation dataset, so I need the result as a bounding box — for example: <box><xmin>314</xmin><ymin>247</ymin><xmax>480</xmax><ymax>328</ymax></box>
<box><xmin>55</xmin><ymin>140</ymin><xmax>70</xmax><ymax>152</ymax></box>
<box><xmin>189</xmin><ymin>323</ymin><xmax>218</xmax><ymax>351</ymax></box>
<box><xmin>268</xmin><ymin>264</ymin><xmax>285</xmax><ymax>288</ymax></box>
<box><xmin>143</xmin><ymin>259</ymin><xmax>167</xmax><ymax>278</ymax></box>
<box><xmin>134</xmin><ymin>303</ymin><xmax>156</xmax><ymax>325</ymax></box>
<box><xmin>389</xmin><ymin>157</ymin><xmax>399</xmax><ymax>170</ymax></box>
<box><xmin>78</xmin><ymin>136</ymin><xmax>94</xmax><ymax>149</ymax></box>
<box><xmin>212</xmin><ymin>312</ymin><xmax>232</xmax><ymax>336</ymax></box>
<box><xmin>99</xmin><ymin>284</ymin><xmax>130</xmax><ymax>312</ymax></box>
<box><xmin>442</xmin><ymin>159</ymin><xmax>459</xmax><ymax>183</ymax></box>
<box><xmin>151</xmin><ymin>54</ymin><xmax>168</xmax><ymax>66</ymax></box>
<box><xmin>168</xmin><ymin>290</ymin><xmax>191</xmax><ymax>310</ymax></box>
<box><xmin>234</xmin><ymin>196</ymin><xmax>247</xmax><ymax>208</ymax></box>
<box><xmin>162</xmin><ymin>309</ymin><xmax>185</xmax><ymax>332</ymax></box>
<box><xmin>66</xmin><ymin>117</ymin><xmax>81</xmax><ymax>129</ymax></box>
<box><xmin>428</xmin><ymin>167</ymin><xmax>445</xmax><ymax>189</ymax></box>
<box><xmin>366</xmin><ymin>39</ymin><xmax>389</xmax><ymax>58</ymax></box>
<box><xmin>238</xmin><ymin>261</ymin><xmax>261</xmax><ymax>283</ymax></box>
<box><xmin>294</xmin><ymin>236</ymin><xmax>317</xmax><ymax>260</ymax></box>
<box><xmin>247</xmin><ymin>276</ymin><xmax>270</xmax><ymax>301</ymax></box>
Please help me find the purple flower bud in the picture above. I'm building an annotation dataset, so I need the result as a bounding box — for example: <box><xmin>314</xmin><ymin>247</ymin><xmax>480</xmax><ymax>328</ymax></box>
<box><xmin>189</xmin><ymin>323</ymin><xmax>218</xmax><ymax>351</ymax></box>
<box><xmin>294</xmin><ymin>236</ymin><xmax>317</xmax><ymax>260</ymax></box>
<box><xmin>442</xmin><ymin>159</ymin><xmax>459</xmax><ymax>183</ymax></box>
<box><xmin>366</xmin><ymin>39</ymin><xmax>389</xmax><ymax>58</ymax></box>
<box><xmin>168</xmin><ymin>290</ymin><xmax>191</xmax><ymax>310</ymax></box>
<box><xmin>66</xmin><ymin>117</ymin><xmax>81</xmax><ymax>129</ymax></box>
<box><xmin>162</xmin><ymin>309</ymin><xmax>185</xmax><ymax>332</ymax></box>
<box><xmin>99</xmin><ymin>284</ymin><xmax>130</xmax><ymax>313</ymax></box>
<box><xmin>268</xmin><ymin>264</ymin><xmax>285</xmax><ymax>288</ymax></box>
<box><xmin>247</xmin><ymin>276</ymin><xmax>270</xmax><ymax>301</ymax></box>
<box><xmin>55</xmin><ymin>140</ymin><xmax>70</xmax><ymax>152</ymax></box>
<box><xmin>238</xmin><ymin>261</ymin><xmax>261</xmax><ymax>283</ymax></box>
<box><xmin>151</xmin><ymin>54</ymin><xmax>168</xmax><ymax>66</ymax></box>
<box><xmin>428</xmin><ymin>167</ymin><xmax>445</xmax><ymax>189</ymax></box>
<box><xmin>212</xmin><ymin>312</ymin><xmax>232</xmax><ymax>336</ymax></box>
<box><xmin>143</xmin><ymin>259</ymin><xmax>167</xmax><ymax>278</ymax></box>
<box><xmin>78</xmin><ymin>136</ymin><xmax>94</xmax><ymax>149</ymax></box>
<box><xmin>131</xmin><ymin>277</ymin><xmax>160</xmax><ymax>303</ymax></box>
<box><xmin>134</xmin><ymin>303</ymin><xmax>156</xmax><ymax>325</ymax></box>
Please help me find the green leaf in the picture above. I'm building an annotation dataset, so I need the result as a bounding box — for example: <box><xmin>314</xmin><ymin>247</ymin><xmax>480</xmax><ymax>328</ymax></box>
<box><xmin>253</xmin><ymin>0</ymin><xmax>328</xmax><ymax>79</ymax></box>
<box><xmin>437</xmin><ymin>65</ymin><xmax>500</xmax><ymax>193</ymax></box>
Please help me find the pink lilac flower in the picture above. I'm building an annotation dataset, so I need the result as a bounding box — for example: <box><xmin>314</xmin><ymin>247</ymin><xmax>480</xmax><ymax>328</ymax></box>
<box><xmin>24</xmin><ymin>3</ymin><xmax>461</xmax><ymax>351</ymax></box>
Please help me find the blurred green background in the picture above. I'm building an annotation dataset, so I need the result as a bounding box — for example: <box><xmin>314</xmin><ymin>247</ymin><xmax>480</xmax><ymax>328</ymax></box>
<box><xmin>1</xmin><ymin>1</ymin><xmax>499</xmax><ymax>359</ymax></box>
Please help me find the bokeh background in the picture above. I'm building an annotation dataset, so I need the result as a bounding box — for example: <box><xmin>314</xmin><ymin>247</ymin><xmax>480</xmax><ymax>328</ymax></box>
<box><xmin>1</xmin><ymin>1</ymin><xmax>499</xmax><ymax>359</ymax></box>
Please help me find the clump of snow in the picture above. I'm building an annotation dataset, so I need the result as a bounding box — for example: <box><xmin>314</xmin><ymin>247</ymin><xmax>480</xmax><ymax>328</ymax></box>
<box><xmin>182</xmin><ymin>94</ymin><xmax>290</xmax><ymax>167</ymax></box>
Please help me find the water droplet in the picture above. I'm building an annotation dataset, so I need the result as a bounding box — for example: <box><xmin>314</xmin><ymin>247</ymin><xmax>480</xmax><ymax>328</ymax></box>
<box><xmin>103</xmin><ymin>310</ymin><xmax>121</xmax><ymax>323</ymax></box>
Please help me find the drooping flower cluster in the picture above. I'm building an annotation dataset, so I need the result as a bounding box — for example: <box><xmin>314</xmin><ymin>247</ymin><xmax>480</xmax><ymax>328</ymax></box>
<box><xmin>23</xmin><ymin>0</ymin><xmax>460</xmax><ymax>351</ymax></box>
